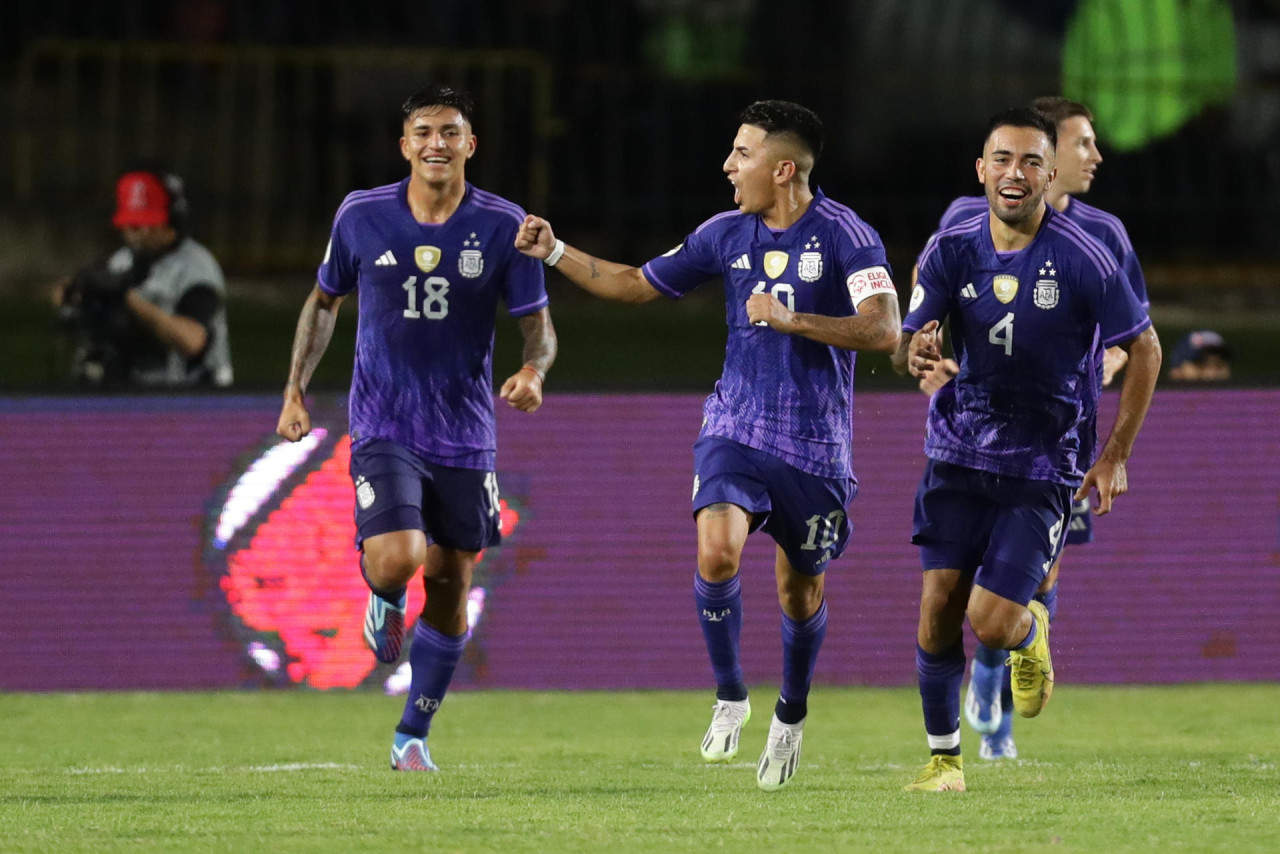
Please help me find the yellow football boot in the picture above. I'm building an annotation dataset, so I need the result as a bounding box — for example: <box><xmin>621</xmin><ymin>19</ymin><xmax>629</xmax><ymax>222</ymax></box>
<box><xmin>904</xmin><ymin>754</ymin><xmax>966</xmax><ymax>792</ymax></box>
<box><xmin>1007</xmin><ymin>599</ymin><xmax>1054</xmax><ymax>718</ymax></box>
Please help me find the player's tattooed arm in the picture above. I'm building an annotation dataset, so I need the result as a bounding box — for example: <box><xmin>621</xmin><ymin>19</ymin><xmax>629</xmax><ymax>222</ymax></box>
<box><xmin>278</xmin><ymin>285</ymin><xmax>345</xmax><ymax>441</ymax></box>
<box><xmin>516</xmin><ymin>214</ymin><xmax>660</xmax><ymax>304</ymax></box>
<box><xmin>748</xmin><ymin>291</ymin><xmax>901</xmax><ymax>353</ymax></box>
<box><xmin>500</xmin><ymin>307</ymin><xmax>558</xmax><ymax>413</ymax></box>
<box><xmin>284</xmin><ymin>285</ymin><xmax>344</xmax><ymax>400</ymax></box>
<box><xmin>518</xmin><ymin>308</ymin><xmax>557</xmax><ymax>379</ymax></box>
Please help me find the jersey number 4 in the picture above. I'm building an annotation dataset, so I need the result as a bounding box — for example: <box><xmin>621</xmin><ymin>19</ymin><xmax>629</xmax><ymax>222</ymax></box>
<box><xmin>402</xmin><ymin>275</ymin><xmax>450</xmax><ymax>320</ymax></box>
<box><xmin>989</xmin><ymin>311</ymin><xmax>1014</xmax><ymax>356</ymax></box>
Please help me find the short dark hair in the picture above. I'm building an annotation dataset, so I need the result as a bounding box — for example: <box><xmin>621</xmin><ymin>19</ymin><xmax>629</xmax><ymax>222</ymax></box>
<box><xmin>984</xmin><ymin>107</ymin><xmax>1057</xmax><ymax>151</ymax></box>
<box><xmin>738</xmin><ymin>100</ymin><xmax>824</xmax><ymax>164</ymax></box>
<box><xmin>401</xmin><ymin>84</ymin><xmax>475</xmax><ymax>126</ymax></box>
<box><xmin>1031</xmin><ymin>96</ymin><xmax>1093</xmax><ymax>128</ymax></box>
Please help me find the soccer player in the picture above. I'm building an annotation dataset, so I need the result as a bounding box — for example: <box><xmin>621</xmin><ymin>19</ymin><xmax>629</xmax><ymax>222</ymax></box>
<box><xmin>918</xmin><ymin>97</ymin><xmax>1151</xmax><ymax>761</ymax></box>
<box><xmin>895</xmin><ymin>108</ymin><xmax>1160</xmax><ymax>792</ymax></box>
<box><xmin>514</xmin><ymin>100</ymin><xmax>901</xmax><ymax>791</ymax></box>
<box><xmin>275</xmin><ymin>84</ymin><xmax>557</xmax><ymax>772</ymax></box>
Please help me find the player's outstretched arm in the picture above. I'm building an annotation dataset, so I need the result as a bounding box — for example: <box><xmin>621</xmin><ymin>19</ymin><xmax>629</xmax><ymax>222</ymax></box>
<box><xmin>277</xmin><ymin>285</ymin><xmax>345</xmax><ymax>442</ymax></box>
<box><xmin>499</xmin><ymin>307</ymin><xmax>557</xmax><ymax>413</ymax></box>
<box><xmin>514</xmin><ymin>215</ymin><xmax>660</xmax><ymax>305</ymax></box>
<box><xmin>1076</xmin><ymin>326</ymin><xmax>1161</xmax><ymax>514</ymax></box>
<box><xmin>745</xmin><ymin>292</ymin><xmax>901</xmax><ymax>353</ymax></box>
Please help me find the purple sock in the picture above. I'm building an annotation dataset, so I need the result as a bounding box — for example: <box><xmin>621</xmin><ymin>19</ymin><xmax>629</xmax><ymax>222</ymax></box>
<box><xmin>917</xmin><ymin>642</ymin><xmax>965</xmax><ymax>751</ymax></box>
<box><xmin>694</xmin><ymin>574</ymin><xmax>746</xmax><ymax>701</ymax></box>
<box><xmin>1000</xmin><ymin>661</ymin><xmax>1013</xmax><ymax>712</ymax></box>
<box><xmin>1012</xmin><ymin>613</ymin><xmax>1039</xmax><ymax>650</ymax></box>
<box><xmin>1035</xmin><ymin>583</ymin><xmax>1059</xmax><ymax>622</ymax></box>
<box><xmin>396</xmin><ymin>620</ymin><xmax>467</xmax><ymax>738</ymax></box>
<box><xmin>776</xmin><ymin>600</ymin><xmax>828</xmax><ymax>725</ymax></box>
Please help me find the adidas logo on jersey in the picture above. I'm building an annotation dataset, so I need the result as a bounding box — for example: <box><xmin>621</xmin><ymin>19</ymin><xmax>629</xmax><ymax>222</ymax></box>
<box><xmin>731</xmin><ymin>254</ymin><xmax>751</xmax><ymax>271</ymax></box>
<box><xmin>960</xmin><ymin>282</ymin><xmax>978</xmax><ymax>300</ymax></box>
<box><xmin>374</xmin><ymin>250</ymin><xmax>398</xmax><ymax>266</ymax></box>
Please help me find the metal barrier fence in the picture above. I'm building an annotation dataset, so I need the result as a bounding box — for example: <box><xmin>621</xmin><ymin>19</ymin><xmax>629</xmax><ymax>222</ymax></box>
<box><xmin>10</xmin><ymin>40</ymin><xmax>556</xmax><ymax>270</ymax></box>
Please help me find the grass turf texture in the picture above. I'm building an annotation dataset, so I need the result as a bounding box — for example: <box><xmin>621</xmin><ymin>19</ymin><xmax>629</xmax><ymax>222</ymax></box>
<box><xmin>1</xmin><ymin>685</ymin><xmax>1276</xmax><ymax>853</ymax></box>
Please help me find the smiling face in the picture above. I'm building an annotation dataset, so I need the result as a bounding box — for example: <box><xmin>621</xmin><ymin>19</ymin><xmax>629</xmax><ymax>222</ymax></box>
<box><xmin>723</xmin><ymin>124</ymin><xmax>787</xmax><ymax>216</ymax></box>
<box><xmin>400</xmin><ymin>105</ymin><xmax>476</xmax><ymax>188</ymax></box>
<box><xmin>1052</xmin><ymin>115</ymin><xmax>1102</xmax><ymax>197</ymax></box>
<box><xmin>977</xmin><ymin>124</ymin><xmax>1056</xmax><ymax>227</ymax></box>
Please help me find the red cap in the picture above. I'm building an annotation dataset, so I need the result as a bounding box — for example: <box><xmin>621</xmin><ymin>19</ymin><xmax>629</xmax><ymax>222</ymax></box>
<box><xmin>113</xmin><ymin>171</ymin><xmax>170</xmax><ymax>228</ymax></box>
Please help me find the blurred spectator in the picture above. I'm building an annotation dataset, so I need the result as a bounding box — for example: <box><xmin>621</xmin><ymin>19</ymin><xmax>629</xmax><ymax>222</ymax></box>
<box><xmin>56</xmin><ymin>170</ymin><xmax>233</xmax><ymax>388</ymax></box>
<box><xmin>1168</xmin><ymin>330</ymin><xmax>1232</xmax><ymax>382</ymax></box>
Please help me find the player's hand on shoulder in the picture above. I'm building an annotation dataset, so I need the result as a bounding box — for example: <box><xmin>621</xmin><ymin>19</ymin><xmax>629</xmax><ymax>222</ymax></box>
<box><xmin>276</xmin><ymin>393</ymin><xmax>312</xmax><ymax>442</ymax></box>
<box><xmin>499</xmin><ymin>366</ymin><xmax>544</xmax><ymax>413</ymax></box>
<box><xmin>745</xmin><ymin>292</ymin><xmax>794</xmax><ymax>331</ymax></box>
<box><xmin>515</xmin><ymin>215</ymin><xmax>555</xmax><ymax>259</ymax></box>
<box><xmin>918</xmin><ymin>358</ymin><xmax>958</xmax><ymax>395</ymax></box>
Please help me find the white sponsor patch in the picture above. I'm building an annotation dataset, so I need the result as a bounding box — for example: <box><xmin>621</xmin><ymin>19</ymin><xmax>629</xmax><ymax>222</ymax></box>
<box><xmin>663</xmin><ymin>243</ymin><xmax>683</xmax><ymax>257</ymax></box>
<box><xmin>908</xmin><ymin>283</ymin><xmax>925</xmax><ymax>313</ymax></box>
<box><xmin>846</xmin><ymin>265</ymin><xmax>895</xmax><ymax>307</ymax></box>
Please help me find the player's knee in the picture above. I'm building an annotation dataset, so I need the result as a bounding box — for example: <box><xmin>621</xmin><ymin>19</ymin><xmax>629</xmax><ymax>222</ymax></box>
<box><xmin>362</xmin><ymin>545</ymin><xmax>423</xmax><ymax>589</ymax></box>
<box><xmin>968</xmin><ymin>610</ymin><xmax>1020</xmax><ymax>650</ymax></box>
<box><xmin>777</xmin><ymin>583</ymin><xmax>822</xmax><ymax>620</ymax></box>
<box><xmin>917</xmin><ymin>590</ymin><xmax>966</xmax><ymax>651</ymax></box>
<box><xmin>696</xmin><ymin>541</ymin><xmax>741</xmax><ymax>582</ymax></box>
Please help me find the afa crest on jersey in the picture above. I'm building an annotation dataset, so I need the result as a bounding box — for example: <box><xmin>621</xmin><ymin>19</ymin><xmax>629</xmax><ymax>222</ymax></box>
<box><xmin>459</xmin><ymin>249</ymin><xmax>483</xmax><ymax>278</ymax></box>
<box><xmin>798</xmin><ymin>251</ymin><xmax>823</xmax><ymax>282</ymax></box>
<box><xmin>992</xmin><ymin>274</ymin><xmax>1019</xmax><ymax>304</ymax></box>
<box><xmin>1034</xmin><ymin>279</ymin><xmax>1059</xmax><ymax>309</ymax></box>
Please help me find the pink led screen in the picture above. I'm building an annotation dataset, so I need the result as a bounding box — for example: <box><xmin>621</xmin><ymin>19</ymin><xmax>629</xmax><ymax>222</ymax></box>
<box><xmin>0</xmin><ymin>390</ymin><xmax>1276</xmax><ymax>691</ymax></box>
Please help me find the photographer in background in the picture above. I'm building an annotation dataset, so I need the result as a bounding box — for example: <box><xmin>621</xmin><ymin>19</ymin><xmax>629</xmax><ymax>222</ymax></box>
<box><xmin>1168</xmin><ymin>330</ymin><xmax>1232</xmax><ymax>382</ymax></box>
<box><xmin>57</xmin><ymin>170</ymin><xmax>233</xmax><ymax>388</ymax></box>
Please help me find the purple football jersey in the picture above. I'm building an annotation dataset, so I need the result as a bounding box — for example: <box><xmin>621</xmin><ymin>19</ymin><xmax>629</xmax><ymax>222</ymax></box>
<box><xmin>904</xmin><ymin>205</ymin><xmax>1150</xmax><ymax>485</ymax></box>
<box><xmin>318</xmin><ymin>179</ymin><xmax>548</xmax><ymax>469</ymax></box>
<box><xmin>641</xmin><ymin>189</ymin><xmax>894</xmax><ymax>480</ymax></box>
<box><xmin>938</xmin><ymin>195</ymin><xmax>1148</xmax><ymax>307</ymax></box>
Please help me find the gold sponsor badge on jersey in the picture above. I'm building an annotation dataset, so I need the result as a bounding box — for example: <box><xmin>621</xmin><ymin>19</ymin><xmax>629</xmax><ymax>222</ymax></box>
<box><xmin>414</xmin><ymin>245</ymin><xmax>441</xmax><ymax>273</ymax></box>
<box><xmin>763</xmin><ymin>251</ymin><xmax>789</xmax><ymax>280</ymax></box>
<box><xmin>992</xmin><ymin>274</ymin><xmax>1019</xmax><ymax>304</ymax></box>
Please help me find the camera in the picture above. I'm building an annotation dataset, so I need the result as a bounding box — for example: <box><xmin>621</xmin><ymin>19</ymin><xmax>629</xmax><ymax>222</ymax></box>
<box><xmin>57</xmin><ymin>262</ymin><xmax>146</xmax><ymax>385</ymax></box>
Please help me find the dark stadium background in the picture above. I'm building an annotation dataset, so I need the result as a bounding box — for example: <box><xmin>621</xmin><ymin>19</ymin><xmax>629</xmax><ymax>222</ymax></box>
<box><xmin>0</xmin><ymin>0</ymin><xmax>1276</xmax><ymax>389</ymax></box>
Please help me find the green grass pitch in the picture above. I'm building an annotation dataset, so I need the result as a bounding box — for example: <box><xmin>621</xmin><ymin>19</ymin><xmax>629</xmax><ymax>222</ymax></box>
<box><xmin>2</xmin><ymin>685</ymin><xmax>1276</xmax><ymax>853</ymax></box>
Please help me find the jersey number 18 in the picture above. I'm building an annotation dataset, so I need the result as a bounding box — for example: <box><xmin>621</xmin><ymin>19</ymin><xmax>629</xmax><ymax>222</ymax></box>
<box><xmin>402</xmin><ymin>275</ymin><xmax>450</xmax><ymax>320</ymax></box>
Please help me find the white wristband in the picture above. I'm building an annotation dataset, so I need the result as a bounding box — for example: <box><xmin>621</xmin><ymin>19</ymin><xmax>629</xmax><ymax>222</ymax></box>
<box><xmin>544</xmin><ymin>238</ymin><xmax>565</xmax><ymax>267</ymax></box>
